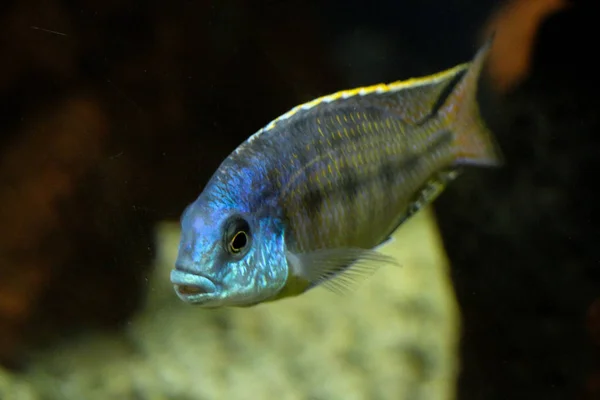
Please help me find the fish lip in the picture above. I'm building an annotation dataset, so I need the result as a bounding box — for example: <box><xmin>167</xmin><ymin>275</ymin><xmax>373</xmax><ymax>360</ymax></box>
<box><xmin>170</xmin><ymin>268</ymin><xmax>218</xmax><ymax>302</ymax></box>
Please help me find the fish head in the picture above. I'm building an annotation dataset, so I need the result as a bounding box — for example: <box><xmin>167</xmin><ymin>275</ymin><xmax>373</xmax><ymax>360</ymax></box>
<box><xmin>170</xmin><ymin>191</ymin><xmax>289</xmax><ymax>308</ymax></box>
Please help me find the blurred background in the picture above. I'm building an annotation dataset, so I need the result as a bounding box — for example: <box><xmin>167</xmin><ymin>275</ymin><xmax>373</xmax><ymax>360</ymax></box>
<box><xmin>0</xmin><ymin>0</ymin><xmax>598</xmax><ymax>399</ymax></box>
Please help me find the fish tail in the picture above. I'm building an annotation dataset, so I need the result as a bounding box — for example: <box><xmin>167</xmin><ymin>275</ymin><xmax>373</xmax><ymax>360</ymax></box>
<box><xmin>443</xmin><ymin>36</ymin><xmax>503</xmax><ymax>167</ymax></box>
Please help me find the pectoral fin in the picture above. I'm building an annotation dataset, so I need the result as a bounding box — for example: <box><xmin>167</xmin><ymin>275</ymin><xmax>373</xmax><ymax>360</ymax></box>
<box><xmin>286</xmin><ymin>247</ymin><xmax>400</xmax><ymax>295</ymax></box>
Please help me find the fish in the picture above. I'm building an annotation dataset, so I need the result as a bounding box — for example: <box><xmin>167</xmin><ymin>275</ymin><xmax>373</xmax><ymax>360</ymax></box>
<box><xmin>170</xmin><ymin>38</ymin><xmax>502</xmax><ymax>308</ymax></box>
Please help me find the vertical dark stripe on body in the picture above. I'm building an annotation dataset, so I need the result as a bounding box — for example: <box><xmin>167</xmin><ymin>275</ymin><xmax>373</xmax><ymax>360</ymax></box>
<box><xmin>340</xmin><ymin>170</ymin><xmax>360</xmax><ymax>203</ymax></box>
<box><xmin>379</xmin><ymin>160</ymin><xmax>399</xmax><ymax>201</ymax></box>
<box><xmin>396</xmin><ymin>152</ymin><xmax>421</xmax><ymax>175</ymax></box>
<box><xmin>340</xmin><ymin>170</ymin><xmax>360</xmax><ymax>235</ymax></box>
<box><xmin>302</xmin><ymin>187</ymin><xmax>325</xmax><ymax>221</ymax></box>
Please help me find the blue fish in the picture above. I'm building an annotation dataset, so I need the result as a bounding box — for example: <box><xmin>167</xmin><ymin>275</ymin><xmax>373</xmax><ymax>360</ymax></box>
<box><xmin>171</xmin><ymin>39</ymin><xmax>502</xmax><ymax>308</ymax></box>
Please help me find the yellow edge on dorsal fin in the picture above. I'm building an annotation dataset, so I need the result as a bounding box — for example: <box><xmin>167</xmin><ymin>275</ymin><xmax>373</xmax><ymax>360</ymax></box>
<box><xmin>261</xmin><ymin>63</ymin><xmax>469</xmax><ymax>133</ymax></box>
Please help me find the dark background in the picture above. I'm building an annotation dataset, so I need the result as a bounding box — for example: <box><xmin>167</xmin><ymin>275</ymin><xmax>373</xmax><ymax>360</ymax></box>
<box><xmin>0</xmin><ymin>0</ymin><xmax>597</xmax><ymax>399</ymax></box>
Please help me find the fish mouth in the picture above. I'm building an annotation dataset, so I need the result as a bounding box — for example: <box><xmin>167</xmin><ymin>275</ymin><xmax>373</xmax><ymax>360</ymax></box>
<box><xmin>170</xmin><ymin>268</ymin><xmax>218</xmax><ymax>303</ymax></box>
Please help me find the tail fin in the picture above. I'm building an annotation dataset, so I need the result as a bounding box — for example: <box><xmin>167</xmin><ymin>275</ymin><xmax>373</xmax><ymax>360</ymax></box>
<box><xmin>443</xmin><ymin>35</ymin><xmax>504</xmax><ymax>167</ymax></box>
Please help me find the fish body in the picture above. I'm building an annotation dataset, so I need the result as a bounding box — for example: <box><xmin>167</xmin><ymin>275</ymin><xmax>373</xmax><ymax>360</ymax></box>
<box><xmin>171</xmin><ymin>39</ymin><xmax>502</xmax><ymax>308</ymax></box>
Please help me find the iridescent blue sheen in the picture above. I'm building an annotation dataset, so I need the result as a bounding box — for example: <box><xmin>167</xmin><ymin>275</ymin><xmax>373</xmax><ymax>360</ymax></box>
<box><xmin>172</xmin><ymin>152</ymin><xmax>290</xmax><ymax>308</ymax></box>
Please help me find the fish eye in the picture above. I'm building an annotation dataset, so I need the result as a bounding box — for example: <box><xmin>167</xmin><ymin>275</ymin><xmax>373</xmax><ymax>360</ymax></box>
<box><xmin>229</xmin><ymin>231</ymin><xmax>247</xmax><ymax>253</ymax></box>
<box><xmin>224</xmin><ymin>216</ymin><xmax>251</xmax><ymax>256</ymax></box>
